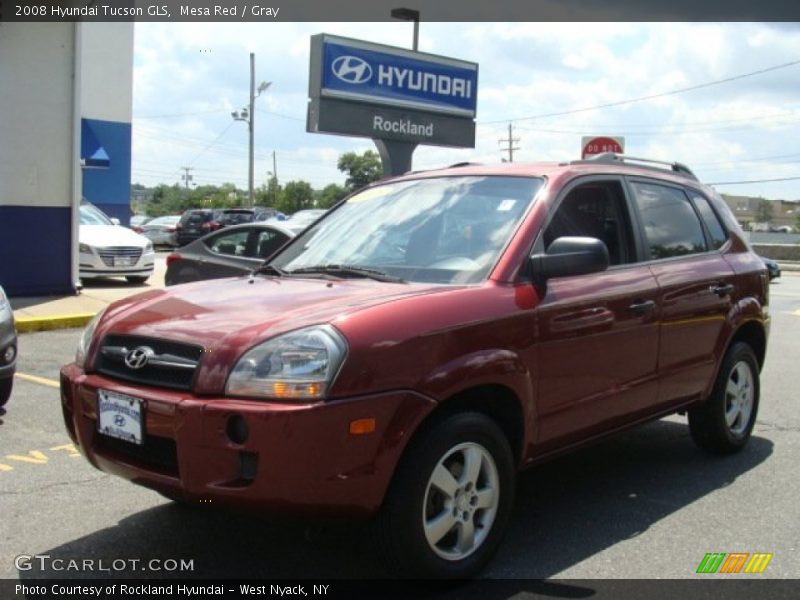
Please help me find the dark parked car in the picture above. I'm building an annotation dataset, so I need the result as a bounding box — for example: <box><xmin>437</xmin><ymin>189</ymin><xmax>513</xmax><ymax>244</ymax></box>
<box><xmin>175</xmin><ymin>209</ymin><xmax>222</xmax><ymax>246</ymax></box>
<box><xmin>62</xmin><ymin>154</ymin><xmax>769</xmax><ymax>578</ymax></box>
<box><xmin>0</xmin><ymin>285</ymin><xmax>17</xmax><ymax>407</ymax></box>
<box><xmin>165</xmin><ymin>222</ymin><xmax>298</xmax><ymax>285</ymax></box>
<box><xmin>760</xmin><ymin>256</ymin><xmax>780</xmax><ymax>281</ymax></box>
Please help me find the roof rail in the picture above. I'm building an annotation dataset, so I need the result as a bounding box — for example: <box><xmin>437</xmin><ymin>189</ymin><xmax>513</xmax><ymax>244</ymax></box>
<box><xmin>570</xmin><ymin>153</ymin><xmax>698</xmax><ymax>181</ymax></box>
<box><xmin>447</xmin><ymin>161</ymin><xmax>483</xmax><ymax>168</ymax></box>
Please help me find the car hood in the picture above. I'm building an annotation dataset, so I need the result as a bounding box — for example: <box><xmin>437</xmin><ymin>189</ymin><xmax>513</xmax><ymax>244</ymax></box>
<box><xmin>80</xmin><ymin>225</ymin><xmax>149</xmax><ymax>248</ymax></box>
<box><xmin>100</xmin><ymin>276</ymin><xmax>457</xmax><ymax>353</ymax></box>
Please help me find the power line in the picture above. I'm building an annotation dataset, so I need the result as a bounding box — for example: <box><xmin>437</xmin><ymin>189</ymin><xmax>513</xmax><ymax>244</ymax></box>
<box><xmin>480</xmin><ymin>59</ymin><xmax>800</xmax><ymax>125</ymax></box>
<box><xmin>707</xmin><ymin>176</ymin><xmax>800</xmax><ymax>185</ymax></box>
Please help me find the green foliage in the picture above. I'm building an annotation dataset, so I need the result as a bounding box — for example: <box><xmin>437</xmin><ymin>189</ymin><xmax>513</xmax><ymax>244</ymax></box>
<box><xmin>337</xmin><ymin>150</ymin><xmax>382</xmax><ymax>191</ymax></box>
<box><xmin>278</xmin><ymin>180</ymin><xmax>315</xmax><ymax>214</ymax></box>
<box><xmin>145</xmin><ymin>183</ymin><xmax>245</xmax><ymax>217</ymax></box>
<box><xmin>318</xmin><ymin>183</ymin><xmax>348</xmax><ymax>209</ymax></box>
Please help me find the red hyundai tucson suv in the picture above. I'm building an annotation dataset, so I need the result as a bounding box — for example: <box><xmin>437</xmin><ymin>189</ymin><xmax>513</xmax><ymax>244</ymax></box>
<box><xmin>61</xmin><ymin>154</ymin><xmax>769</xmax><ymax>578</ymax></box>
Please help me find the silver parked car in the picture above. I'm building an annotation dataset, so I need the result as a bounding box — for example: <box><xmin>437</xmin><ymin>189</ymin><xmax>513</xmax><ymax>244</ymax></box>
<box><xmin>138</xmin><ymin>215</ymin><xmax>180</xmax><ymax>248</ymax></box>
<box><xmin>0</xmin><ymin>285</ymin><xmax>17</xmax><ymax>407</ymax></box>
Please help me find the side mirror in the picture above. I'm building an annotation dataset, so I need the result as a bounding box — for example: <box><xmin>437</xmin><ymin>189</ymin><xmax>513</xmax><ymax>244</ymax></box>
<box><xmin>110</xmin><ymin>218</ymin><xmax>121</xmax><ymax>226</ymax></box>
<box><xmin>530</xmin><ymin>236</ymin><xmax>609</xmax><ymax>282</ymax></box>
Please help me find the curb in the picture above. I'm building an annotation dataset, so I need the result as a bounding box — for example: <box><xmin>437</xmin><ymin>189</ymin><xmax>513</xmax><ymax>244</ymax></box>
<box><xmin>15</xmin><ymin>313</ymin><xmax>96</xmax><ymax>333</ymax></box>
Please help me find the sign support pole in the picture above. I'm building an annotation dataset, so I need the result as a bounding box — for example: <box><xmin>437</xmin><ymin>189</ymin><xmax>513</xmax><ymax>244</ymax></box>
<box><xmin>373</xmin><ymin>139</ymin><xmax>418</xmax><ymax>177</ymax></box>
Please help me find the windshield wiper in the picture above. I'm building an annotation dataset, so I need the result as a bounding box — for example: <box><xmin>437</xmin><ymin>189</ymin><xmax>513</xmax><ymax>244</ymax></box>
<box><xmin>287</xmin><ymin>264</ymin><xmax>405</xmax><ymax>283</ymax></box>
<box><xmin>252</xmin><ymin>264</ymin><xmax>287</xmax><ymax>277</ymax></box>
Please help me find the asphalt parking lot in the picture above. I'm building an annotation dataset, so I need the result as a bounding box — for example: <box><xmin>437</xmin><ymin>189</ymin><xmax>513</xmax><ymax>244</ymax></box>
<box><xmin>1</xmin><ymin>274</ymin><xmax>798</xmax><ymax>581</ymax></box>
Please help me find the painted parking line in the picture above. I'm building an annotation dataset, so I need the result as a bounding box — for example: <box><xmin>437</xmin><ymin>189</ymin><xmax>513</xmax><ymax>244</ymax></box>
<box><xmin>0</xmin><ymin>443</ymin><xmax>81</xmax><ymax>473</ymax></box>
<box><xmin>15</xmin><ymin>372</ymin><xmax>60</xmax><ymax>389</ymax></box>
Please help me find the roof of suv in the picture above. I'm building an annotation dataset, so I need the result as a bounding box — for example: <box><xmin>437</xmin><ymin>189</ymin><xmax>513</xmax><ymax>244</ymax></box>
<box><xmin>389</xmin><ymin>153</ymin><xmax>708</xmax><ymax>192</ymax></box>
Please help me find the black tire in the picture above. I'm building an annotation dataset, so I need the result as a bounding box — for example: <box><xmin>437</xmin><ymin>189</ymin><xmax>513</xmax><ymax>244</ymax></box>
<box><xmin>125</xmin><ymin>275</ymin><xmax>149</xmax><ymax>284</ymax></box>
<box><xmin>689</xmin><ymin>342</ymin><xmax>760</xmax><ymax>454</ymax></box>
<box><xmin>0</xmin><ymin>377</ymin><xmax>11</xmax><ymax>407</ymax></box>
<box><xmin>374</xmin><ymin>411</ymin><xmax>515</xmax><ymax>579</ymax></box>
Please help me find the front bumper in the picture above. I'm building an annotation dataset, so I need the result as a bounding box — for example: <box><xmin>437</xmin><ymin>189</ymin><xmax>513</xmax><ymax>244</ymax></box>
<box><xmin>60</xmin><ymin>364</ymin><xmax>435</xmax><ymax>516</ymax></box>
<box><xmin>0</xmin><ymin>305</ymin><xmax>17</xmax><ymax>379</ymax></box>
<box><xmin>79</xmin><ymin>248</ymin><xmax>155</xmax><ymax>279</ymax></box>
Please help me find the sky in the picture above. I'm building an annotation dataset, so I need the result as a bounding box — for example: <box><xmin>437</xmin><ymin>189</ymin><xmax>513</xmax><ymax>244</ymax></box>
<box><xmin>131</xmin><ymin>22</ymin><xmax>800</xmax><ymax>200</ymax></box>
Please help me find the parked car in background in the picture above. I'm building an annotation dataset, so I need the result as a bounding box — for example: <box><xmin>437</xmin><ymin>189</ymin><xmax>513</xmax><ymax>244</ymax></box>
<box><xmin>79</xmin><ymin>203</ymin><xmax>155</xmax><ymax>284</ymax></box>
<box><xmin>760</xmin><ymin>256</ymin><xmax>781</xmax><ymax>281</ymax></box>
<box><xmin>165</xmin><ymin>222</ymin><xmax>298</xmax><ymax>285</ymax></box>
<box><xmin>130</xmin><ymin>215</ymin><xmax>150</xmax><ymax>228</ymax></box>
<box><xmin>175</xmin><ymin>209</ymin><xmax>222</xmax><ymax>246</ymax></box>
<box><xmin>138</xmin><ymin>215</ymin><xmax>180</xmax><ymax>248</ymax></box>
<box><xmin>0</xmin><ymin>285</ymin><xmax>17</xmax><ymax>407</ymax></box>
<box><xmin>285</xmin><ymin>208</ymin><xmax>327</xmax><ymax>229</ymax></box>
<box><xmin>62</xmin><ymin>155</ymin><xmax>769</xmax><ymax>578</ymax></box>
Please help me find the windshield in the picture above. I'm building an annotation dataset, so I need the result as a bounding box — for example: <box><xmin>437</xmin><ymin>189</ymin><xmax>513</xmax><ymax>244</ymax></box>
<box><xmin>79</xmin><ymin>204</ymin><xmax>113</xmax><ymax>226</ymax></box>
<box><xmin>271</xmin><ymin>176</ymin><xmax>542</xmax><ymax>284</ymax></box>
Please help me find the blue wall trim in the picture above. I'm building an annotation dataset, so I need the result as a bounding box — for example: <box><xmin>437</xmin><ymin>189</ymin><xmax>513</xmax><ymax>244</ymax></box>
<box><xmin>82</xmin><ymin>118</ymin><xmax>132</xmax><ymax>226</ymax></box>
<box><xmin>0</xmin><ymin>206</ymin><xmax>74</xmax><ymax>297</ymax></box>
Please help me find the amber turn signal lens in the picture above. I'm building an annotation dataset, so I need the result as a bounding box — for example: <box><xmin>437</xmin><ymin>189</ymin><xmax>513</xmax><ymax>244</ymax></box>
<box><xmin>349</xmin><ymin>418</ymin><xmax>376</xmax><ymax>435</ymax></box>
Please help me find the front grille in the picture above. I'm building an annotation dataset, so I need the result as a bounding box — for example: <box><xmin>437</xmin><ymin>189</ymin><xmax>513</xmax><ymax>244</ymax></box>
<box><xmin>96</xmin><ymin>433</ymin><xmax>179</xmax><ymax>476</ymax></box>
<box><xmin>96</xmin><ymin>247</ymin><xmax>143</xmax><ymax>267</ymax></box>
<box><xmin>95</xmin><ymin>335</ymin><xmax>203</xmax><ymax>391</ymax></box>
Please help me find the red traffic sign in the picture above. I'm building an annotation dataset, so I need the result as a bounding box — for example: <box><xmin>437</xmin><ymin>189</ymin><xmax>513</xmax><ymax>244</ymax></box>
<box><xmin>581</xmin><ymin>136</ymin><xmax>625</xmax><ymax>159</ymax></box>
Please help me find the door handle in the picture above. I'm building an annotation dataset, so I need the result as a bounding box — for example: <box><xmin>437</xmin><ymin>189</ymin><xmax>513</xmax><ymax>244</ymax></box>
<box><xmin>710</xmin><ymin>283</ymin><xmax>734</xmax><ymax>297</ymax></box>
<box><xmin>629</xmin><ymin>299</ymin><xmax>656</xmax><ymax>315</ymax></box>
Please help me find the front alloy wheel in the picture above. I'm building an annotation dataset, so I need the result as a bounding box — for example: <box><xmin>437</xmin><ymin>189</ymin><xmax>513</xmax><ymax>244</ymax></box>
<box><xmin>375</xmin><ymin>411</ymin><xmax>515</xmax><ymax>578</ymax></box>
<box><xmin>423</xmin><ymin>442</ymin><xmax>499</xmax><ymax>561</ymax></box>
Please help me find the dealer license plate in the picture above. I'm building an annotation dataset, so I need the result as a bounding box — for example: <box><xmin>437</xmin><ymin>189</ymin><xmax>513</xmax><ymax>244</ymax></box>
<box><xmin>97</xmin><ymin>390</ymin><xmax>143</xmax><ymax>445</ymax></box>
<box><xmin>112</xmin><ymin>256</ymin><xmax>135</xmax><ymax>267</ymax></box>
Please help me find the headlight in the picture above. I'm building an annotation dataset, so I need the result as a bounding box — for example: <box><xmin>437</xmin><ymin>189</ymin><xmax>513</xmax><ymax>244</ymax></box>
<box><xmin>226</xmin><ymin>325</ymin><xmax>347</xmax><ymax>401</ymax></box>
<box><xmin>79</xmin><ymin>243</ymin><xmax>93</xmax><ymax>254</ymax></box>
<box><xmin>75</xmin><ymin>309</ymin><xmax>106</xmax><ymax>368</ymax></box>
<box><xmin>145</xmin><ymin>241</ymin><xmax>153</xmax><ymax>253</ymax></box>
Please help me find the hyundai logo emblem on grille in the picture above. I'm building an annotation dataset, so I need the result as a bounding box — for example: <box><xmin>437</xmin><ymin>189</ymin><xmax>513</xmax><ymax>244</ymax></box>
<box><xmin>125</xmin><ymin>346</ymin><xmax>154</xmax><ymax>370</ymax></box>
<box><xmin>331</xmin><ymin>56</ymin><xmax>372</xmax><ymax>84</ymax></box>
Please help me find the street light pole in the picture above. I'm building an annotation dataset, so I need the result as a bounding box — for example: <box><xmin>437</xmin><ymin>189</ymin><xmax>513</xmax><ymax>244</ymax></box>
<box><xmin>391</xmin><ymin>8</ymin><xmax>420</xmax><ymax>51</ymax></box>
<box><xmin>248</xmin><ymin>52</ymin><xmax>255</xmax><ymax>208</ymax></box>
<box><xmin>232</xmin><ymin>54</ymin><xmax>271</xmax><ymax>209</ymax></box>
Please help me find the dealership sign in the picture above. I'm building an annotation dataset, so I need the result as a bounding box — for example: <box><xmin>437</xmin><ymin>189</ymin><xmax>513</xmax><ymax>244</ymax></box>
<box><xmin>308</xmin><ymin>34</ymin><xmax>477</xmax><ymax>149</ymax></box>
<box><xmin>581</xmin><ymin>136</ymin><xmax>625</xmax><ymax>159</ymax></box>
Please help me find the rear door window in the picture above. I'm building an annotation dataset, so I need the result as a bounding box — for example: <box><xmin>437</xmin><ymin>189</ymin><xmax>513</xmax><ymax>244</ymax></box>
<box><xmin>629</xmin><ymin>181</ymin><xmax>707</xmax><ymax>260</ymax></box>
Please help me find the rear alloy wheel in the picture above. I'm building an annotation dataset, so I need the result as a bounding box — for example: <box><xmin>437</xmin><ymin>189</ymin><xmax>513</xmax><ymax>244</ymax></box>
<box><xmin>375</xmin><ymin>412</ymin><xmax>515</xmax><ymax>578</ymax></box>
<box><xmin>0</xmin><ymin>377</ymin><xmax>11</xmax><ymax>407</ymax></box>
<box><xmin>125</xmin><ymin>275</ymin><xmax>149</xmax><ymax>284</ymax></box>
<box><xmin>689</xmin><ymin>342</ymin><xmax>759</xmax><ymax>454</ymax></box>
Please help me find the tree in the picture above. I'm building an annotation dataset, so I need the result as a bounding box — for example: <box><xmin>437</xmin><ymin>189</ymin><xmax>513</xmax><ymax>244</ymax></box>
<box><xmin>256</xmin><ymin>176</ymin><xmax>281</xmax><ymax>208</ymax></box>
<box><xmin>756</xmin><ymin>199</ymin><xmax>774</xmax><ymax>224</ymax></box>
<box><xmin>337</xmin><ymin>150</ymin><xmax>382</xmax><ymax>191</ymax></box>
<box><xmin>318</xmin><ymin>183</ymin><xmax>348</xmax><ymax>209</ymax></box>
<box><xmin>279</xmin><ymin>180</ymin><xmax>314</xmax><ymax>214</ymax></box>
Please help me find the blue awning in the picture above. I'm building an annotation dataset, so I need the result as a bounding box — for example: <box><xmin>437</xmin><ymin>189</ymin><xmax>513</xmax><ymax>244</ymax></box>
<box><xmin>81</xmin><ymin>119</ymin><xmax>110</xmax><ymax>169</ymax></box>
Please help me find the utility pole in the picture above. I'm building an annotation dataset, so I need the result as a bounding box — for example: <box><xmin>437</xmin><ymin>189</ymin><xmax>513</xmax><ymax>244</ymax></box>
<box><xmin>232</xmin><ymin>53</ymin><xmax>271</xmax><ymax>208</ymax></box>
<box><xmin>180</xmin><ymin>166</ymin><xmax>194</xmax><ymax>189</ymax></box>
<box><xmin>498</xmin><ymin>123</ymin><xmax>520</xmax><ymax>163</ymax></box>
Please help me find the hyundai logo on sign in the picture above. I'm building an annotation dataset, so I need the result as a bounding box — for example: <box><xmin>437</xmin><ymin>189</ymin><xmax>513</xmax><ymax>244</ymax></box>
<box><xmin>315</xmin><ymin>34</ymin><xmax>478</xmax><ymax>117</ymax></box>
<box><xmin>332</xmin><ymin>56</ymin><xmax>373</xmax><ymax>84</ymax></box>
